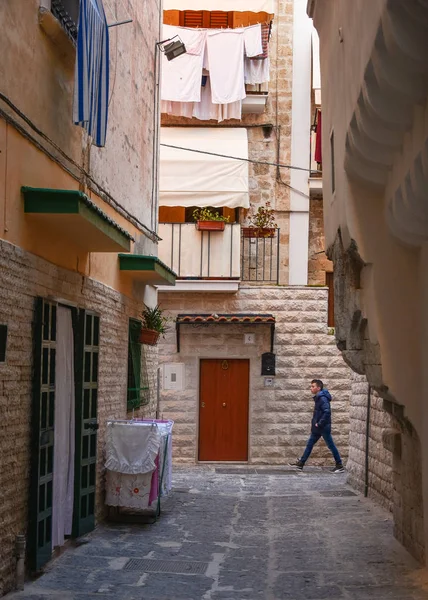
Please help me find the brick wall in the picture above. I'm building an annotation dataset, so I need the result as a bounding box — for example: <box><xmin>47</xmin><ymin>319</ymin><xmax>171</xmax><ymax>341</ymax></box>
<box><xmin>158</xmin><ymin>286</ymin><xmax>352</xmax><ymax>464</ymax></box>
<box><xmin>347</xmin><ymin>372</ymin><xmax>425</xmax><ymax>563</ymax></box>
<box><xmin>0</xmin><ymin>239</ymin><xmax>156</xmax><ymax>596</ymax></box>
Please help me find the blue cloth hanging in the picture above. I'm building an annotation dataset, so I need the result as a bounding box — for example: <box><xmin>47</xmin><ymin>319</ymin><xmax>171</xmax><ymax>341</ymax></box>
<box><xmin>73</xmin><ymin>0</ymin><xmax>110</xmax><ymax>147</ymax></box>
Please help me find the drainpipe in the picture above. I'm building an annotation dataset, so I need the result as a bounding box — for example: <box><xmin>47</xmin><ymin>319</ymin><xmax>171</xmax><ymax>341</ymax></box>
<box><xmin>364</xmin><ymin>384</ymin><xmax>372</xmax><ymax>497</ymax></box>
<box><xmin>15</xmin><ymin>534</ymin><xmax>26</xmax><ymax>591</ymax></box>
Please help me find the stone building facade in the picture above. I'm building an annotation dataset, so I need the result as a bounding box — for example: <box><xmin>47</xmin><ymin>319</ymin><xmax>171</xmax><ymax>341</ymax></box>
<box><xmin>309</xmin><ymin>0</ymin><xmax>428</xmax><ymax>563</ymax></box>
<box><xmin>157</xmin><ymin>0</ymin><xmax>352</xmax><ymax>464</ymax></box>
<box><xmin>0</xmin><ymin>0</ymin><xmax>169</xmax><ymax>594</ymax></box>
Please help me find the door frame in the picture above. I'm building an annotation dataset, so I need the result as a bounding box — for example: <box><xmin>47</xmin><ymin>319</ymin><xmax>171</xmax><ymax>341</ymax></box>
<box><xmin>196</xmin><ymin>356</ymin><xmax>251</xmax><ymax>464</ymax></box>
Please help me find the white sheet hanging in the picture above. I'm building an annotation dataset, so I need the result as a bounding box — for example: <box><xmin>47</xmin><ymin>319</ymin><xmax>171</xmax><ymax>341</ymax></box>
<box><xmin>160</xmin><ymin>127</ymin><xmax>249</xmax><ymax>208</ymax></box>
<box><xmin>161</xmin><ymin>25</ymin><xmax>207</xmax><ymax>102</ymax></box>
<box><xmin>105</xmin><ymin>422</ymin><xmax>162</xmax><ymax>475</ymax></box>
<box><xmin>206</xmin><ymin>29</ymin><xmax>246</xmax><ymax>104</ymax></box>
<box><xmin>244</xmin><ymin>24</ymin><xmax>263</xmax><ymax>57</ymax></box>
<box><xmin>52</xmin><ymin>307</ymin><xmax>75</xmax><ymax>548</ymax></box>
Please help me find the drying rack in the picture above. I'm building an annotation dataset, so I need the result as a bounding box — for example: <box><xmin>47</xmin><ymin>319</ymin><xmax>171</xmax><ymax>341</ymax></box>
<box><xmin>105</xmin><ymin>418</ymin><xmax>173</xmax><ymax>524</ymax></box>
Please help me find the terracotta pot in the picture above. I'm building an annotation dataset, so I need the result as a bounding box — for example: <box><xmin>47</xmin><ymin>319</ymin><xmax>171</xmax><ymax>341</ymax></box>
<box><xmin>139</xmin><ymin>328</ymin><xmax>160</xmax><ymax>346</ymax></box>
<box><xmin>242</xmin><ymin>227</ymin><xmax>276</xmax><ymax>238</ymax></box>
<box><xmin>196</xmin><ymin>221</ymin><xmax>226</xmax><ymax>232</ymax></box>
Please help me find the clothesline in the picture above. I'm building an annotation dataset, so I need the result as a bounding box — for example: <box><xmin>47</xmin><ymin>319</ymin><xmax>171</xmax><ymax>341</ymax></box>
<box><xmin>160</xmin><ymin>143</ymin><xmax>312</xmax><ymax>172</ymax></box>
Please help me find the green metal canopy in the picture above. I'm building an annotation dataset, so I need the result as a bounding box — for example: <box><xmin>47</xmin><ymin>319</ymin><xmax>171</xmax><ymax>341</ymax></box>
<box><xmin>22</xmin><ymin>187</ymin><xmax>133</xmax><ymax>252</ymax></box>
<box><xmin>118</xmin><ymin>254</ymin><xmax>177</xmax><ymax>286</ymax></box>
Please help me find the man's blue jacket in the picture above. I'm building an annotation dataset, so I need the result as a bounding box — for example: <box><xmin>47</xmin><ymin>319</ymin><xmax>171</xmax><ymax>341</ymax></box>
<box><xmin>311</xmin><ymin>389</ymin><xmax>332</xmax><ymax>434</ymax></box>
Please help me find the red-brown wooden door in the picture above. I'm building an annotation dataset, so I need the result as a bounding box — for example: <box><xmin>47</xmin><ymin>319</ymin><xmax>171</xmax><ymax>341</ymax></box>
<box><xmin>199</xmin><ymin>359</ymin><xmax>249</xmax><ymax>461</ymax></box>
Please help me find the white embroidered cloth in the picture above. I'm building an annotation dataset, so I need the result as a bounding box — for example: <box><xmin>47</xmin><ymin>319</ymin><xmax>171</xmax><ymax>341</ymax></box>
<box><xmin>105</xmin><ymin>422</ymin><xmax>162</xmax><ymax>475</ymax></box>
<box><xmin>105</xmin><ymin>471</ymin><xmax>153</xmax><ymax>509</ymax></box>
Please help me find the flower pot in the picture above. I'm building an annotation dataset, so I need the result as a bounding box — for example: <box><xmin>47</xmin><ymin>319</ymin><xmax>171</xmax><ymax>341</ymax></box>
<box><xmin>196</xmin><ymin>221</ymin><xmax>226</xmax><ymax>232</ymax></box>
<box><xmin>139</xmin><ymin>328</ymin><xmax>160</xmax><ymax>346</ymax></box>
<box><xmin>242</xmin><ymin>227</ymin><xmax>276</xmax><ymax>238</ymax></box>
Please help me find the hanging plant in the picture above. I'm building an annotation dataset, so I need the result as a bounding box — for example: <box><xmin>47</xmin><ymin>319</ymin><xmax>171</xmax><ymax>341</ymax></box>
<box><xmin>139</xmin><ymin>304</ymin><xmax>170</xmax><ymax>345</ymax></box>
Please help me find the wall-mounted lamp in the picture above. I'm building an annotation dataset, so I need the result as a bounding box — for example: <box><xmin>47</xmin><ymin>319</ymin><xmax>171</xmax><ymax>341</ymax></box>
<box><xmin>157</xmin><ymin>35</ymin><xmax>186</xmax><ymax>61</ymax></box>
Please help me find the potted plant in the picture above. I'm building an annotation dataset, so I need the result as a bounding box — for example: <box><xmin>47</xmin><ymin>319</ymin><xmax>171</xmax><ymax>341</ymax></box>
<box><xmin>193</xmin><ymin>208</ymin><xmax>230</xmax><ymax>232</ymax></box>
<box><xmin>139</xmin><ymin>304</ymin><xmax>169</xmax><ymax>345</ymax></box>
<box><xmin>242</xmin><ymin>202</ymin><xmax>278</xmax><ymax>238</ymax></box>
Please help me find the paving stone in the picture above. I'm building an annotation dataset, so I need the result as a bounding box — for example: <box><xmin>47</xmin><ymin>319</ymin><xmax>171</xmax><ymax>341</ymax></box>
<box><xmin>6</xmin><ymin>468</ymin><xmax>428</xmax><ymax>600</ymax></box>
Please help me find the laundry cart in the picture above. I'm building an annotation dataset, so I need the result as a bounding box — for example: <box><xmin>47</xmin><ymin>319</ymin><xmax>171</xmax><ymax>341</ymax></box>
<box><xmin>105</xmin><ymin>419</ymin><xmax>174</xmax><ymax>521</ymax></box>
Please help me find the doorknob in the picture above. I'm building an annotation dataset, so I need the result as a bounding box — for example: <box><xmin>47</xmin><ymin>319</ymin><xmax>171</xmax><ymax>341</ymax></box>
<box><xmin>222</xmin><ymin>403</ymin><xmax>227</xmax><ymax>407</ymax></box>
<box><xmin>201</xmin><ymin>402</ymin><xmax>205</xmax><ymax>408</ymax></box>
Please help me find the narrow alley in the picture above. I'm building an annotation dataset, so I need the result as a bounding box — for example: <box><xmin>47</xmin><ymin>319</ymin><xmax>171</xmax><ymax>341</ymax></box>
<box><xmin>8</xmin><ymin>467</ymin><xmax>428</xmax><ymax>600</ymax></box>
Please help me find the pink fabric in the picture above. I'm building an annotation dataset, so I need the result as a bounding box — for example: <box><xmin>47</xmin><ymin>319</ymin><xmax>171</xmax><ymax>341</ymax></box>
<box><xmin>148</xmin><ymin>453</ymin><xmax>159</xmax><ymax>506</ymax></box>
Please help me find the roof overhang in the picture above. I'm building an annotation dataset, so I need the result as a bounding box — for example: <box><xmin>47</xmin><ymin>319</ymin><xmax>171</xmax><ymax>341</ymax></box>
<box><xmin>119</xmin><ymin>254</ymin><xmax>177</xmax><ymax>286</ymax></box>
<box><xmin>22</xmin><ymin>187</ymin><xmax>133</xmax><ymax>252</ymax></box>
<box><xmin>175</xmin><ymin>313</ymin><xmax>275</xmax><ymax>352</ymax></box>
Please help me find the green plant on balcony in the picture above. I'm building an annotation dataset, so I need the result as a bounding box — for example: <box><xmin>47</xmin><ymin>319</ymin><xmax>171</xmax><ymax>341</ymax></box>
<box><xmin>193</xmin><ymin>207</ymin><xmax>230</xmax><ymax>231</ymax></box>
<box><xmin>139</xmin><ymin>304</ymin><xmax>170</xmax><ymax>345</ymax></box>
<box><xmin>243</xmin><ymin>202</ymin><xmax>278</xmax><ymax>238</ymax></box>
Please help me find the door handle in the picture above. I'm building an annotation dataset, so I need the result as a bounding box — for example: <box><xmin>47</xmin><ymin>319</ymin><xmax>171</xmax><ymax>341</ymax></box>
<box><xmin>201</xmin><ymin>402</ymin><xmax>205</xmax><ymax>408</ymax></box>
<box><xmin>222</xmin><ymin>403</ymin><xmax>227</xmax><ymax>407</ymax></box>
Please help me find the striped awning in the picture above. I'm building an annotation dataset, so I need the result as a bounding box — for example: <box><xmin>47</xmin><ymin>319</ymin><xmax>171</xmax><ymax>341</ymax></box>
<box><xmin>73</xmin><ymin>0</ymin><xmax>109</xmax><ymax>147</ymax></box>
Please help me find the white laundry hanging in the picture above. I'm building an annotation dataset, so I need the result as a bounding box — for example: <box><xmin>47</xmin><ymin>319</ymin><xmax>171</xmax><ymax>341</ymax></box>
<box><xmin>161</xmin><ymin>25</ymin><xmax>207</xmax><ymax>103</ymax></box>
<box><xmin>206</xmin><ymin>29</ymin><xmax>246</xmax><ymax>104</ymax></box>
<box><xmin>244</xmin><ymin>56</ymin><xmax>270</xmax><ymax>84</ymax></box>
<box><xmin>105</xmin><ymin>421</ymin><xmax>162</xmax><ymax>475</ymax></box>
<box><xmin>244</xmin><ymin>24</ymin><xmax>263</xmax><ymax>57</ymax></box>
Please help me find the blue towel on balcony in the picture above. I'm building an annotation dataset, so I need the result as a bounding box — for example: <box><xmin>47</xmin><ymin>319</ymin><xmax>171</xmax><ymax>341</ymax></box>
<box><xmin>73</xmin><ymin>0</ymin><xmax>109</xmax><ymax>147</ymax></box>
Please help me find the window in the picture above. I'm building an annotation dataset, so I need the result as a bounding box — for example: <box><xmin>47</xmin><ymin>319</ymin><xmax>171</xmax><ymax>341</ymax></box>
<box><xmin>51</xmin><ymin>0</ymin><xmax>79</xmax><ymax>42</ymax></box>
<box><xmin>127</xmin><ymin>319</ymin><xmax>149</xmax><ymax>411</ymax></box>
<box><xmin>326</xmin><ymin>272</ymin><xmax>334</xmax><ymax>328</ymax></box>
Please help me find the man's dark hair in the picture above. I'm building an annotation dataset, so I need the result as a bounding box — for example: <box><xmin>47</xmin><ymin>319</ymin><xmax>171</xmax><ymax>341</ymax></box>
<box><xmin>311</xmin><ymin>379</ymin><xmax>324</xmax><ymax>390</ymax></box>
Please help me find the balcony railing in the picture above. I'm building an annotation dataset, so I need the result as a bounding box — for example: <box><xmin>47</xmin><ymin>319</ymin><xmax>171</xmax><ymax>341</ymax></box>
<box><xmin>158</xmin><ymin>223</ymin><xmax>241</xmax><ymax>279</ymax></box>
<box><xmin>241</xmin><ymin>229</ymin><xmax>280</xmax><ymax>284</ymax></box>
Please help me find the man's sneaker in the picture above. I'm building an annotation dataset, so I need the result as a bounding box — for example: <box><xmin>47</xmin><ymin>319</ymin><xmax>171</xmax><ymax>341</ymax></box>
<box><xmin>331</xmin><ymin>463</ymin><xmax>345</xmax><ymax>473</ymax></box>
<box><xmin>289</xmin><ymin>459</ymin><xmax>304</xmax><ymax>471</ymax></box>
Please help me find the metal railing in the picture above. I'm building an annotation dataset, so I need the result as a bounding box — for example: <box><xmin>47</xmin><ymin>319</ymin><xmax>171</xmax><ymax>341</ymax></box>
<box><xmin>158</xmin><ymin>223</ymin><xmax>241</xmax><ymax>279</ymax></box>
<box><xmin>241</xmin><ymin>229</ymin><xmax>280</xmax><ymax>284</ymax></box>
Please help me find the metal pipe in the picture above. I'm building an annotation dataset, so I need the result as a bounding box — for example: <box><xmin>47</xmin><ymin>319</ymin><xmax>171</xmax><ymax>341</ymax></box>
<box><xmin>364</xmin><ymin>384</ymin><xmax>372</xmax><ymax>497</ymax></box>
<box><xmin>15</xmin><ymin>535</ymin><xmax>26</xmax><ymax>591</ymax></box>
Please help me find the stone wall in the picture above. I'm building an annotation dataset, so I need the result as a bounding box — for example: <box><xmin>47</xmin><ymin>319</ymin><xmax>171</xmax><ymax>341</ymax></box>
<box><xmin>0</xmin><ymin>239</ymin><xmax>156</xmax><ymax>596</ymax></box>
<box><xmin>158</xmin><ymin>286</ymin><xmax>352</xmax><ymax>464</ymax></box>
<box><xmin>347</xmin><ymin>372</ymin><xmax>425</xmax><ymax>564</ymax></box>
<box><xmin>308</xmin><ymin>197</ymin><xmax>332</xmax><ymax>286</ymax></box>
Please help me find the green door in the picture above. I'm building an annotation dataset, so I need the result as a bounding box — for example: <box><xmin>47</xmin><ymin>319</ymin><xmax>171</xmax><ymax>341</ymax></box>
<box><xmin>29</xmin><ymin>298</ymin><xmax>57</xmax><ymax>571</ymax></box>
<box><xmin>73</xmin><ymin>310</ymin><xmax>100</xmax><ymax>537</ymax></box>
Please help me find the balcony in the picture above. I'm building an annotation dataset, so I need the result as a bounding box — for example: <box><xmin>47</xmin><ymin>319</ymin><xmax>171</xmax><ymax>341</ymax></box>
<box><xmin>157</xmin><ymin>223</ymin><xmax>241</xmax><ymax>292</ymax></box>
<box><xmin>243</xmin><ymin>83</ymin><xmax>269</xmax><ymax>114</ymax></box>
<box><xmin>157</xmin><ymin>223</ymin><xmax>280</xmax><ymax>291</ymax></box>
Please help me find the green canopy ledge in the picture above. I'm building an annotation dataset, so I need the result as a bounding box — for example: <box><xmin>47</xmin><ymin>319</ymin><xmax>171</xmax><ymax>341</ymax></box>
<box><xmin>22</xmin><ymin>187</ymin><xmax>133</xmax><ymax>252</ymax></box>
<box><xmin>118</xmin><ymin>254</ymin><xmax>177</xmax><ymax>286</ymax></box>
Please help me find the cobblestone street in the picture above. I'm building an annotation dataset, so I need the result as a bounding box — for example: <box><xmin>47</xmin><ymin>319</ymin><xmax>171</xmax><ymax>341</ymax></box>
<box><xmin>7</xmin><ymin>467</ymin><xmax>428</xmax><ymax>600</ymax></box>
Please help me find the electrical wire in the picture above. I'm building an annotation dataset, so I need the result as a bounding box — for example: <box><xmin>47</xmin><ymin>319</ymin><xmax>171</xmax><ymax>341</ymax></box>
<box><xmin>159</xmin><ymin>143</ymin><xmax>311</xmax><ymax>172</ymax></box>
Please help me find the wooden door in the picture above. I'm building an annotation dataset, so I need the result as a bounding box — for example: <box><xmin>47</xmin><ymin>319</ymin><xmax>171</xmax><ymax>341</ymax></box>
<box><xmin>199</xmin><ymin>359</ymin><xmax>249</xmax><ymax>461</ymax></box>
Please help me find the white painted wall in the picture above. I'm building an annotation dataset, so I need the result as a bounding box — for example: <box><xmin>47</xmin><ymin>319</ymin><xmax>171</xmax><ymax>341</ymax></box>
<box><xmin>288</xmin><ymin>0</ymin><xmax>312</xmax><ymax>285</ymax></box>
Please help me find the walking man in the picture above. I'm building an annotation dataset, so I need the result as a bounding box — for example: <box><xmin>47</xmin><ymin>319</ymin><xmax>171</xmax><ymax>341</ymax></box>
<box><xmin>290</xmin><ymin>379</ymin><xmax>344</xmax><ymax>473</ymax></box>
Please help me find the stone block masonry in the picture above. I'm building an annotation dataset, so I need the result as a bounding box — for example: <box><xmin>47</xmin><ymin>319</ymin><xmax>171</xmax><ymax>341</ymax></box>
<box><xmin>347</xmin><ymin>372</ymin><xmax>425</xmax><ymax>564</ymax></box>
<box><xmin>158</xmin><ymin>286</ymin><xmax>352</xmax><ymax>465</ymax></box>
<box><xmin>0</xmin><ymin>240</ymin><xmax>157</xmax><ymax>596</ymax></box>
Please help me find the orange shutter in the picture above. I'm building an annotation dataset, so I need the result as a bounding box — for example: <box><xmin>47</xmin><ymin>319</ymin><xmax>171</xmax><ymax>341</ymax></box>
<box><xmin>159</xmin><ymin>207</ymin><xmax>186</xmax><ymax>223</ymax></box>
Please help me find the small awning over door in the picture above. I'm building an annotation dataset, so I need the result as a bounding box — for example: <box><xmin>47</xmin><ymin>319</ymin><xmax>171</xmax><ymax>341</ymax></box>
<box><xmin>160</xmin><ymin>127</ymin><xmax>250</xmax><ymax>209</ymax></box>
